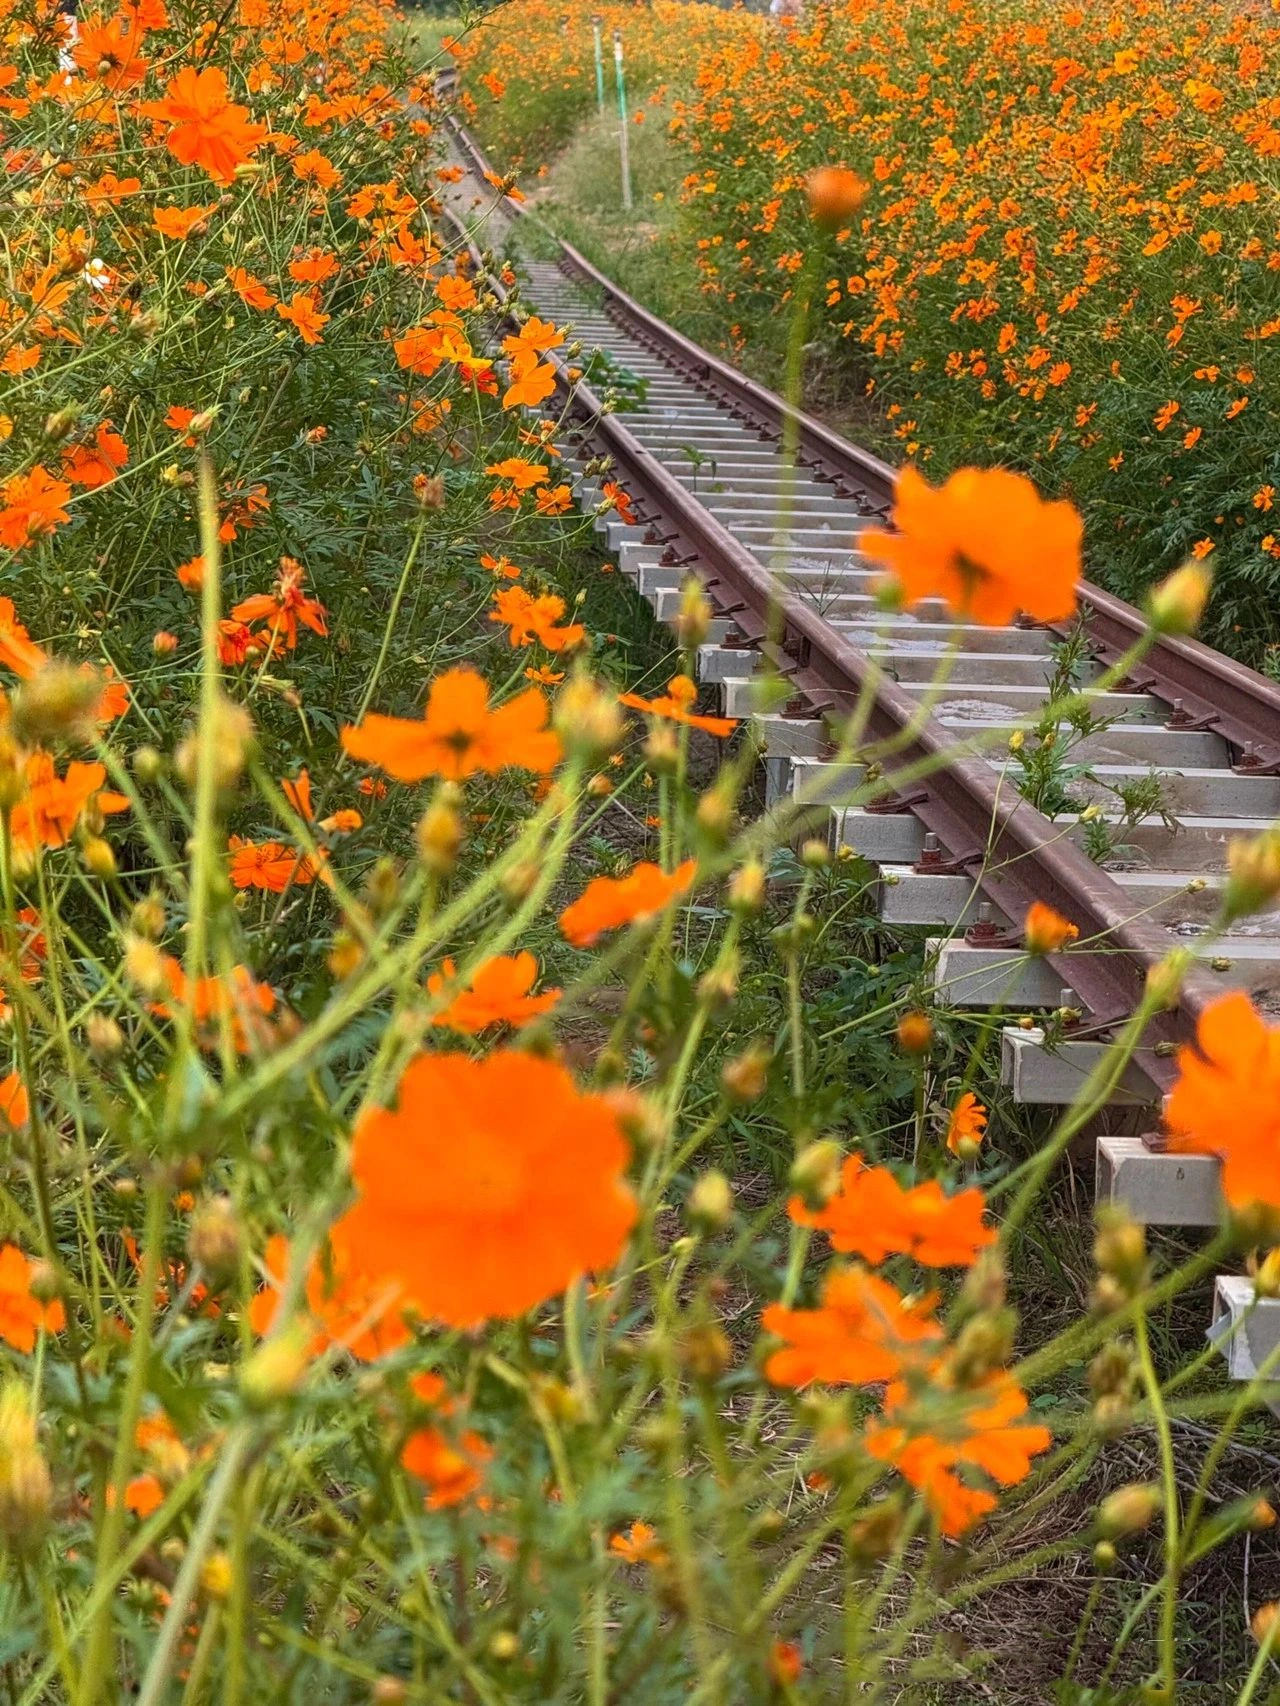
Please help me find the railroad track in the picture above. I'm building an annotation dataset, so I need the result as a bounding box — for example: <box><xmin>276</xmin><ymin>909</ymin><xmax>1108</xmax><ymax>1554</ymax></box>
<box><xmin>435</xmin><ymin>92</ymin><xmax>1280</xmax><ymax>1382</ymax></box>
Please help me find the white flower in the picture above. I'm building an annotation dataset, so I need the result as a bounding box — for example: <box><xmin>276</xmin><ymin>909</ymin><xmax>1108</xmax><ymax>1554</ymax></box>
<box><xmin>83</xmin><ymin>259</ymin><xmax>112</xmax><ymax>292</ymax></box>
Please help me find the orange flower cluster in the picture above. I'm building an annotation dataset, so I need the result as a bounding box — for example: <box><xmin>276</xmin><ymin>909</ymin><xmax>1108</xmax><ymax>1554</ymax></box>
<box><xmin>469</xmin><ymin>0</ymin><xmax>1280</xmax><ymax>654</ymax></box>
<box><xmin>765</xmin><ymin>1155</ymin><xmax>1050</xmax><ymax>1536</ymax></box>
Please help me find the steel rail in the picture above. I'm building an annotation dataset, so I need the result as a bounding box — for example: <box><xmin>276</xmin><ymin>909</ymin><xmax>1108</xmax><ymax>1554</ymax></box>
<box><xmin>438</xmin><ymin>101</ymin><xmax>1275</xmax><ymax>1091</ymax></box>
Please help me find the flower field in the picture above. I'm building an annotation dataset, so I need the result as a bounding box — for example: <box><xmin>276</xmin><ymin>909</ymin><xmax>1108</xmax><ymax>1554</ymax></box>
<box><xmin>0</xmin><ymin>0</ymin><xmax>1280</xmax><ymax>1696</ymax></box>
<box><xmin>461</xmin><ymin>0</ymin><xmax>1280</xmax><ymax>662</ymax></box>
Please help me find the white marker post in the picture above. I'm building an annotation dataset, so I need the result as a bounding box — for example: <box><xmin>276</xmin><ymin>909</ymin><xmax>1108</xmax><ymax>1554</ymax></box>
<box><xmin>613</xmin><ymin>28</ymin><xmax>633</xmax><ymax>212</ymax></box>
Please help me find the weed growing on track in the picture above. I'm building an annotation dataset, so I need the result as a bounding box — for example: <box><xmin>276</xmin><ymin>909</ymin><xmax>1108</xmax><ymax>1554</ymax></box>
<box><xmin>1</xmin><ymin>0</ymin><xmax>1280</xmax><ymax>1697</ymax></box>
<box><xmin>461</xmin><ymin>0</ymin><xmax>1280</xmax><ymax>664</ymax></box>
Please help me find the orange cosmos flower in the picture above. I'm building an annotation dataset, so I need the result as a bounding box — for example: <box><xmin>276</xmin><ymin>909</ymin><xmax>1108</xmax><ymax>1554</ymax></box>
<box><xmin>427</xmin><ymin>952</ymin><xmax>561</xmax><ymax>1033</ymax></box>
<box><xmin>619</xmin><ymin>673</ymin><xmax>738</xmax><ymax>737</ymax></box>
<box><xmin>176</xmin><ymin>555</ymin><xmax>205</xmax><ymax>591</ymax></box>
<box><xmin>230</xmin><ymin>557</ymin><xmax>327</xmax><ymax>650</ymax></box>
<box><xmin>489</xmin><ymin>585</ymin><xmax>585</xmax><ymax>652</ymax></box>
<box><xmin>609</xmin><ymin>1521</ymin><xmax>668</xmax><ymax>1565</ymax></box>
<box><xmin>137</xmin><ymin>65</ymin><xmax>267</xmax><ymax>185</ymax></box>
<box><xmin>276</xmin><ymin>292</ymin><xmax>330</xmax><ymax>346</ymax></box>
<box><xmin>293</xmin><ymin>148</ymin><xmax>341</xmax><ymax>190</ymax></box>
<box><xmin>790</xmin><ymin>1154</ymin><xmax>995</xmax><ymax>1267</ymax></box>
<box><xmin>341</xmin><ymin>666</ymin><xmax>560</xmax><ymax>783</ymax></box>
<box><xmin>0</xmin><ymin>909</ymin><xmax>45</xmax><ymax>1023</ymax></box>
<box><xmin>946</xmin><ymin>1092</ymin><xmax>987</xmax><ymax>1156</ymax></box>
<box><xmin>0</xmin><ymin>467</ymin><xmax>73</xmax><ymax>549</ymax></box>
<box><xmin>1165</xmin><ymin>991</ymin><xmax>1280</xmax><ymax>1211</ymax></box>
<box><xmin>152</xmin><ymin>955</ymin><xmax>278</xmax><ymax>1054</ymax></box>
<box><xmin>62</xmin><ymin>421</ymin><xmax>128</xmax><ymax>489</ymax></box>
<box><xmin>768</xmin><ymin>1644</ymin><xmax>804</xmax><ymax>1687</ymax></box>
<box><xmin>502</xmin><ymin>347</ymin><xmax>558</xmax><ymax>411</ymax></box>
<box><xmin>227</xmin><ymin>837</ymin><xmax>322</xmax><ymax>892</ymax></box>
<box><xmin>1023</xmin><ymin>902</ymin><xmax>1078</xmax><ymax>954</ymax></box>
<box><xmin>288</xmin><ymin>249</ymin><xmax>339</xmax><ymax>285</ymax></box>
<box><xmin>560</xmin><ymin>859</ymin><xmax>697</xmax><ymax>948</ymax></box>
<box><xmin>762</xmin><ymin>1265</ymin><xmax>943</xmax><ymax>1389</ymax></box>
<box><xmin>0</xmin><ymin>598</ymin><xmax>48</xmax><ymax>679</ymax></box>
<box><xmin>865</xmin><ymin>1371</ymin><xmax>1052</xmax><ymax>1539</ymax></box>
<box><xmin>484</xmin><ymin>457</ymin><xmax>548</xmax><ymax>489</ymax></box>
<box><xmin>861</xmin><ymin>466</ymin><xmax>1080</xmax><ymax>626</ymax></box>
<box><xmin>601</xmin><ymin>480</ymin><xmax>637</xmax><ymax>524</ymax></box>
<box><xmin>10</xmin><ymin>756</ymin><xmax>108</xmax><ymax>858</ymax></box>
<box><xmin>248</xmin><ymin>1233</ymin><xmax>411</xmax><ymax>1363</ymax></box>
<box><xmin>153</xmin><ymin>203</ymin><xmax>217</xmax><ymax>240</ymax></box>
<box><xmin>401</xmin><ymin>1424</ymin><xmax>492</xmax><ymax>1511</ymax></box>
<box><xmin>226</xmin><ymin>266</ymin><xmax>277</xmax><ymax>310</ymax></box>
<box><xmin>502</xmin><ymin>316</ymin><xmax>562</xmax><ymax>360</ymax></box>
<box><xmin>73</xmin><ymin>14</ymin><xmax>148</xmax><ymax>88</ymax></box>
<box><xmin>480</xmin><ymin>552</ymin><xmax>521</xmax><ymax>579</ymax></box>
<box><xmin>0</xmin><ymin>1243</ymin><xmax>65</xmax><ymax>1353</ymax></box>
<box><xmin>0</xmin><ymin>1074</ymin><xmax>28</xmax><ymax>1130</ymax></box>
<box><xmin>327</xmin><ymin>1050</ymin><xmax>637</xmax><ymax>1328</ymax></box>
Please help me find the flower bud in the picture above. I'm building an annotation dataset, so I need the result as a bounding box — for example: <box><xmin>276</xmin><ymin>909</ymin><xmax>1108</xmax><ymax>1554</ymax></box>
<box><xmin>199</xmin><ymin>1550</ymin><xmax>234</xmax><ymax>1603</ymax></box>
<box><xmin>412</xmin><ymin>472</ymin><xmax>445</xmax><ymax>510</ymax></box>
<box><xmin>721</xmin><ymin>1041</ymin><xmax>771</xmax><ymax>1103</ymax></box>
<box><xmin>416</xmin><ymin>790</ymin><xmax>462</xmax><ymax>875</ymax></box>
<box><xmin>1091</xmin><ymin>1394</ymin><xmax>1132</xmax><ymax>1439</ymax></box>
<box><xmin>1145</xmin><ymin>949</ymin><xmax>1190</xmax><ymax>1010</ymax></box>
<box><xmin>80</xmin><ymin>835</ymin><xmax>116</xmax><ymax>878</ymax></box>
<box><xmin>678</xmin><ymin>1322</ymin><xmax>732</xmax><ymax>1383</ymax></box>
<box><xmin>1088</xmin><ymin>1340</ymin><xmax>1137</xmax><ymax>1399</ymax></box>
<box><xmin>123</xmin><ymin>933</ymin><xmax>167</xmax><ymax>998</ymax></box>
<box><xmin>896</xmin><ymin>1009</ymin><xmax>933</xmax><ymax>1055</ymax></box>
<box><xmin>686</xmin><ymin>1169</ymin><xmax>734</xmax><ymax>1233</ymax></box>
<box><xmin>1253</xmin><ymin>1603</ymin><xmax>1280</xmax><ymax>1648</ymax></box>
<box><xmin>848</xmin><ymin>1499</ymin><xmax>903</xmax><ymax>1561</ymax></box>
<box><xmin>0</xmin><ymin>1385</ymin><xmax>52</xmax><ymax>1552</ymax></box>
<box><xmin>1094</xmin><ymin>1206</ymin><xmax>1148</xmax><ymax>1294</ymax></box>
<box><xmin>1148</xmin><ymin>560</ymin><xmax>1211</xmax><ymax>636</ymax></box>
<box><xmin>949</xmin><ymin>1310</ymin><xmax>1015</xmax><ymax>1385</ymax></box>
<box><xmin>961</xmin><ymin>1249</ymin><xmax>1007</xmax><ymax>1313</ymax></box>
<box><xmin>152</xmin><ymin>630</ymin><xmax>179</xmax><ymax>656</ymax></box>
<box><xmin>553</xmin><ymin>673</ymin><xmax>624</xmax><ymax>758</ymax></box>
<box><xmin>1098</xmin><ymin>1483</ymin><xmax>1161</xmax><ymax>1538</ymax></box>
<box><xmin>1224</xmin><ymin>828</ymin><xmax>1280</xmax><ymax>923</ymax></box>
<box><xmin>485</xmin><ymin>1634</ymin><xmax>519</xmax><ymax>1665</ymax></box>
<box><xmin>728</xmin><ymin>860</ymin><xmax>766</xmax><ymax>913</ymax></box>
<box><xmin>673</xmin><ymin>580</ymin><xmax>712</xmax><ymax>649</ymax></box>
<box><xmin>644</xmin><ymin>725</ymin><xmax>680</xmax><ymax>772</ymax></box>
<box><xmin>133</xmin><ymin>745</ymin><xmax>163</xmax><ymax>784</ymax></box>
<box><xmin>11</xmin><ymin>661</ymin><xmax>102</xmax><ymax>748</ymax></box>
<box><xmin>694</xmin><ymin>777</ymin><xmax>737</xmax><ymax>845</ymax></box>
<box><xmin>1248</xmin><ymin>1498</ymin><xmax>1277</xmax><ymax>1531</ymax></box>
<box><xmin>187</xmin><ymin>1196</ymin><xmax>244</xmax><ymax>1284</ymax></box>
<box><xmin>800</xmin><ymin>837</ymin><xmax>830</xmax><ymax>869</ymax></box>
<box><xmin>806</xmin><ymin>165</ymin><xmax>869</xmax><ymax>228</ymax></box>
<box><xmin>789</xmin><ymin>1138</ymin><xmax>843</xmax><ymax>1210</ymax></box>
<box><xmin>86</xmin><ymin>1013</ymin><xmax>125</xmax><ymax>1059</ymax></box>
<box><xmin>240</xmin><ymin>1324</ymin><xmax>311</xmax><ymax>1406</ymax></box>
<box><xmin>1092</xmin><ymin>1539</ymin><xmax>1117</xmax><ymax>1573</ymax></box>
<box><xmin>174</xmin><ymin>696</ymin><xmax>255</xmax><ymax>792</ymax></box>
<box><xmin>1255</xmin><ymin>1248</ymin><xmax>1280</xmax><ymax>1298</ymax></box>
<box><xmin>327</xmin><ymin>928</ymin><xmax>366</xmax><ymax>981</ymax></box>
<box><xmin>43</xmin><ymin>405</ymin><xmax>81</xmax><ymax>441</ymax></box>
